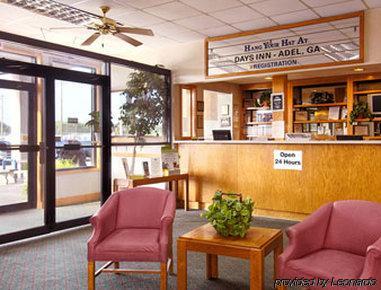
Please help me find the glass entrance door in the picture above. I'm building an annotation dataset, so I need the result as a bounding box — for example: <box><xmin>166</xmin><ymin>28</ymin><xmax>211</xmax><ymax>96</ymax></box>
<box><xmin>0</xmin><ymin>77</ymin><xmax>42</xmax><ymax>235</ymax></box>
<box><xmin>53</xmin><ymin>79</ymin><xmax>102</xmax><ymax>223</ymax></box>
<box><xmin>0</xmin><ymin>58</ymin><xmax>110</xmax><ymax>244</ymax></box>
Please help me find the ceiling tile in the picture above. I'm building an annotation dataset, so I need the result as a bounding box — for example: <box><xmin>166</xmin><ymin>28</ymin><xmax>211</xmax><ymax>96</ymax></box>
<box><xmin>152</xmin><ymin>21</ymin><xmax>195</xmax><ymax>36</ymax></box>
<box><xmin>174</xmin><ymin>15</ymin><xmax>225</xmax><ymax>30</ymax></box>
<box><xmin>364</xmin><ymin>0</ymin><xmax>381</xmax><ymax>8</ymax></box>
<box><xmin>301</xmin><ymin>0</ymin><xmax>351</xmax><ymax>7</ymax></box>
<box><xmin>210</xmin><ymin>6</ymin><xmax>263</xmax><ymax>24</ymax></box>
<box><xmin>168</xmin><ymin>30</ymin><xmax>205</xmax><ymax>43</ymax></box>
<box><xmin>232</xmin><ymin>17</ymin><xmax>276</xmax><ymax>31</ymax></box>
<box><xmin>152</xmin><ymin>21</ymin><xmax>204</xmax><ymax>42</ymax></box>
<box><xmin>52</xmin><ymin>0</ymin><xmax>85</xmax><ymax>5</ymax></box>
<box><xmin>116</xmin><ymin>10</ymin><xmax>165</xmax><ymax>27</ymax></box>
<box><xmin>179</xmin><ymin>0</ymin><xmax>242</xmax><ymax>13</ymax></box>
<box><xmin>203</xmin><ymin>25</ymin><xmax>240</xmax><ymax>37</ymax></box>
<box><xmin>250</xmin><ymin>0</ymin><xmax>308</xmax><ymax>16</ymax></box>
<box><xmin>314</xmin><ymin>0</ymin><xmax>366</xmax><ymax>17</ymax></box>
<box><xmin>272</xmin><ymin>9</ymin><xmax>319</xmax><ymax>25</ymax></box>
<box><xmin>115</xmin><ymin>0</ymin><xmax>173</xmax><ymax>9</ymax></box>
<box><xmin>72</xmin><ymin>0</ymin><xmax>136</xmax><ymax>18</ymax></box>
<box><xmin>144</xmin><ymin>2</ymin><xmax>201</xmax><ymax>21</ymax></box>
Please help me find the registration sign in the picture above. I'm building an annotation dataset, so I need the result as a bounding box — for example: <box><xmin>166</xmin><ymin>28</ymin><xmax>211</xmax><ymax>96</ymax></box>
<box><xmin>206</xmin><ymin>12</ymin><xmax>363</xmax><ymax>78</ymax></box>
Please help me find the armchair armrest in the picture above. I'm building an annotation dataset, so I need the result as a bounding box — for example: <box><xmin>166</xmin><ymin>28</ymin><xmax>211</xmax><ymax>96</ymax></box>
<box><xmin>279</xmin><ymin>203</ymin><xmax>333</xmax><ymax>265</ymax></box>
<box><xmin>87</xmin><ymin>193</ymin><xmax>120</xmax><ymax>259</ymax></box>
<box><xmin>360</xmin><ymin>236</ymin><xmax>381</xmax><ymax>284</ymax></box>
<box><xmin>159</xmin><ymin>192</ymin><xmax>176</xmax><ymax>262</ymax></box>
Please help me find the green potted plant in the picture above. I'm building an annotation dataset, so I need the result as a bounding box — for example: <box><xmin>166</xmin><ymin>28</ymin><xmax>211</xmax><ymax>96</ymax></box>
<box><xmin>202</xmin><ymin>190</ymin><xmax>254</xmax><ymax>237</ymax></box>
<box><xmin>259</xmin><ymin>90</ymin><xmax>271</xmax><ymax>108</ymax></box>
<box><xmin>349</xmin><ymin>101</ymin><xmax>374</xmax><ymax>124</ymax></box>
<box><xmin>119</xmin><ymin>70</ymin><xmax>166</xmax><ymax>175</ymax></box>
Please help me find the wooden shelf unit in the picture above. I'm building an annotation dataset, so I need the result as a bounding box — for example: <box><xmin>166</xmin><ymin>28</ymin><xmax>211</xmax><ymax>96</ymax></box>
<box><xmin>246</xmin><ymin>121</ymin><xmax>272</xmax><ymax>125</ymax></box>
<box><xmin>350</xmin><ymin>76</ymin><xmax>381</xmax><ymax>135</ymax></box>
<box><xmin>241</xmin><ymin>84</ymin><xmax>272</xmax><ymax>139</ymax></box>
<box><xmin>355</xmin><ymin>117</ymin><xmax>381</xmax><ymax>122</ymax></box>
<box><xmin>353</xmin><ymin>89</ymin><xmax>381</xmax><ymax>95</ymax></box>
<box><xmin>293</xmin><ymin>119</ymin><xmax>347</xmax><ymax>124</ymax></box>
<box><xmin>293</xmin><ymin>102</ymin><xmax>347</xmax><ymax>108</ymax></box>
<box><xmin>289</xmin><ymin>78</ymin><xmax>348</xmax><ymax>136</ymax></box>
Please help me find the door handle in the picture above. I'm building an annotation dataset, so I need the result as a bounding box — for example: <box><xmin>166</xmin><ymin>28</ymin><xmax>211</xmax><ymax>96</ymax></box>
<box><xmin>19</xmin><ymin>145</ymin><xmax>40</xmax><ymax>152</ymax></box>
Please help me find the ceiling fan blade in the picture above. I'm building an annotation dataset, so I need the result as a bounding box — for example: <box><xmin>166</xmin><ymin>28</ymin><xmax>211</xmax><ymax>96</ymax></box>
<box><xmin>81</xmin><ymin>33</ymin><xmax>100</xmax><ymax>46</ymax></box>
<box><xmin>117</xmin><ymin>27</ymin><xmax>154</xmax><ymax>36</ymax></box>
<box><xmin>115</xmin><ymin>33</ymin><xmax>142</xmax><ymax>47</ymax></box>
<box><xmin>47</xmin><ymin>27</ymin><xmax>85</xmax><ymax>31</ymax></box>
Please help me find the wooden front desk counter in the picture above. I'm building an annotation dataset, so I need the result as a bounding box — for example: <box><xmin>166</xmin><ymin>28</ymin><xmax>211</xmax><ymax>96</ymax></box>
<box><xmin>175</xmin><ymin>140</ymin><xmax>381</xmax><ymax>220</ymax></box>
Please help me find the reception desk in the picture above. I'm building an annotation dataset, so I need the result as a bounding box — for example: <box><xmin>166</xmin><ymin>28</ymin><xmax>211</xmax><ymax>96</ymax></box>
<box><xmin>176</xmin><ymin>140</ymin><xmax>381</xmax><ymax>220</ymax></box>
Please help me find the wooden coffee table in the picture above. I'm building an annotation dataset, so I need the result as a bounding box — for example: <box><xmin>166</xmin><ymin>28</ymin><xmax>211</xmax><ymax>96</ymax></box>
<box><xmin>177</xmin><ymin>223</ymin><xmax>283</xmax><ymax>290</ymax></box>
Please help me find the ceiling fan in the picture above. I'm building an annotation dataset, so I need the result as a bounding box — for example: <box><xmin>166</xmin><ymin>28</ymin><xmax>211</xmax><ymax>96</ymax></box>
<box><xmin>51</xmin><ymin>6</ymin><xmax>154</xmax><ymax>47</ymax></box>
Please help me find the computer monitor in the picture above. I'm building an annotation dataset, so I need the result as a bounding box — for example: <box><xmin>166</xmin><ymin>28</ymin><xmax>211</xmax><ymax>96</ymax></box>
<box><xmin>368</xmin><ymin>94</ymin><xmax>381</xmax><ymax>114</ymax></box>
<box><xmin>336</xmin><ymin>135</ymin><xmax>363</xmax><ymax>141</ymax></box>
<box><xmin>212</xmin><ymin>130</ymin><xmax>232</xmax><ymax>140</ymax></box>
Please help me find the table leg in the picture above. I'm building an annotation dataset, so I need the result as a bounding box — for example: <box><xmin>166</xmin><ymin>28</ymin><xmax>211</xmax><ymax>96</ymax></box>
<box><xmin>206</xmin><ymin>254</ymin><xmax>218</xmax><ymax>279</ymax></box>
<box><xmin>250</xmin><ymin>249</ymin><xmax>264</xmax><ymax>290</ymax></box>
<box><xmin>177</xmin><ymin>239</ymin><xmax>187</xmax><ymax>290</ymax></box>
<box><xmin>184</xmin><ymin>176</ymin><xmax>189</xmax><ymax>211</ymax></box>
<box><xmin>274</xmin><ymin>238</ymin><xmax>284</xmax><ymax>290</ymax></box>
<box><xmin>169</xmin><ymin>180</ymin><xmax>173</xmax><ymax>192</ymax></box>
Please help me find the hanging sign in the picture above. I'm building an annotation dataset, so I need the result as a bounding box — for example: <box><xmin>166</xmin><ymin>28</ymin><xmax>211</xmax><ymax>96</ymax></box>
<box><xmin>206</xmin><ymin>12</ymin><xmax>363</xmax><ymax>78</ymax></box>
<box><xmin>274</xmin><ymin>150</ymin><xmax>302</xmax><ymax>171</ymax></box>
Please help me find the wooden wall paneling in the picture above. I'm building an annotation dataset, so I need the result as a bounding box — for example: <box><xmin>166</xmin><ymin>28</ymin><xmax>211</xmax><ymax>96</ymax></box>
<box><xmin>347</xmin><ymin>76</ymin><xmax>354</xmax><ymax>135</ymax></box>
<box><xmin>239</xmin><ymin>83</ymin><xmax>272</xmax><ymax>91</ymax></box>
<box><xmin>287</xmin><ymin>82</ymin><xmax>294</xmax><ymax>133</ymax></box>
<box><xmin>172</xmin><ymin>84</ymin><xmax>181</xmax><ymax>140</ymax></box>
<box><xmin>179</xmin><ymin>144</ymin><xmax>239</xmax><ymax>205</ymax></box>
<box><xmin>272</xmin><ymin>75</ymin><xmax>288</xmax><ymax>133</ymax></box>
<box><xmin>178</xmin><ymin>143</ymin><xmax>381</xmax><ymax>220</ymax></box>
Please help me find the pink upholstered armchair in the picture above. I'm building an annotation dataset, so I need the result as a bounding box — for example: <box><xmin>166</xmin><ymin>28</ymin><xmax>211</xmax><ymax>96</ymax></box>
<box><xmin>278</xmin><ymin>200</ymin><xmax>381</xmax><ymax>290</ymax></box>
<box><xmin>87</xmin><ymin>187</ymin><xmax>176</xmax><ymax>290</ymax></box>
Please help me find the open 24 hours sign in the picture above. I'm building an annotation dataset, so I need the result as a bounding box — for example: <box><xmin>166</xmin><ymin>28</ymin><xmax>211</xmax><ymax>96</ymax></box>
<box><xmin>206</xmin><ymin>12</ymin><xmax>363</xmax><ymax>78</ymax></box>
<box><xmin>274</xmin><ymin>150</ymin><xmax>302</xmax><ymax>171</ymax></box>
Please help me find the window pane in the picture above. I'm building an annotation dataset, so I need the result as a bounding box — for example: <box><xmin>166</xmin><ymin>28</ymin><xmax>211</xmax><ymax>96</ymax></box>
<box><xmin>55</xmin><ymin>80</ymin><xmax>96</xmax><ymax>144</ymax></box>
<box><xmin>55</xmin><ymin>149</ymin><xmax>101</xmax><ymax>223</ymax></box>
<box><xmin>111</xmin><ymin>64</ymin><xmax>169</xmax><ymax>144</ymax></box>
<box><xmin>0</xmin><ymin>88</ymin><xmax>31</xmax><ymax>145</ymax></box>
<box><xmin>181</xmin><ymin>88</ymin><xmax>191</xmax><ymax>137</ymax></box>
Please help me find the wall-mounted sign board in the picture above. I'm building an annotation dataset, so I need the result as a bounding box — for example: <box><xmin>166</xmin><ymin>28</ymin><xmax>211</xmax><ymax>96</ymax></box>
<box><xmin>271</xmin><ymin>93</ymin><xmax>284</xmax><ymax>111</ymax></box>
<box><xmin>274</xmin><ymin>150</ymin><xmax>302</xmax><ymax>171</ymax></box>
<box><xmin>205</xmin><ymin>11</ymin><xmax>364</xmax><ymax>78</ymax></box>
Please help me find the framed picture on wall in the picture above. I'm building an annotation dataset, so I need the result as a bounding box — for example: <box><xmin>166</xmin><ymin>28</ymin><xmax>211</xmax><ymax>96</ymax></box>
<box><xmin>221</xmin><ymin>104</ymin><xmax>230</xmax><ymax>115</ymax></box>
<box><xmin>220</xmin><ymin>116</ymin><xmax>231</xmax><ymax>127</ymax></box>
<box><xmin>197</xmin><ymin>115</ymin><xmax>204</xmax><ymax>129</ymax></box>
<box><xmin>197</xmin><ymin>101</ymin><xmax>204</xmax><ymax>112</ymax></box>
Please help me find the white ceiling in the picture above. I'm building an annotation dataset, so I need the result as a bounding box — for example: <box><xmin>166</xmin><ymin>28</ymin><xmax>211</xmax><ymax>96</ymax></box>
<box><xmin>0</xmin><ymin>0</ymin><xmax>380</xmax><ymax>57</ymax></box>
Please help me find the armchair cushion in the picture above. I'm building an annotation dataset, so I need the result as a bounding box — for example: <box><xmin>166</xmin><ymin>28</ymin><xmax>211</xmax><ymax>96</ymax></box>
<box><xmin>287</xmin><ymin>249</ymin><xmax>365</xmax><ymax>279</ymax></box>
<box><xmin>93</xmin><ymin>229</ymin><xmax>161</xmax><ymax>262</ymax></box>
<box><xmin>116</xmin><ymin>187</ymin><xmax>170</xmax><ymax>229</ymax></box>
<box><xmin>88</xmin><ymin>187</ymin><xmax>176</xmax><ymax>264</ymax></box>
<box><xmin>324</xmin><ymin>200</ymin><xmax>381</xmax><ymax>256</ymax></box>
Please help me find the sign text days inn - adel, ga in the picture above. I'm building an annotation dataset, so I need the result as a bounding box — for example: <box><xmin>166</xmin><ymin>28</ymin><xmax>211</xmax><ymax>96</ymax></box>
<box><xmin>206</xmin><ymin>12</ymin><xmax>363</xmax><ymax>78</ymax></box>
